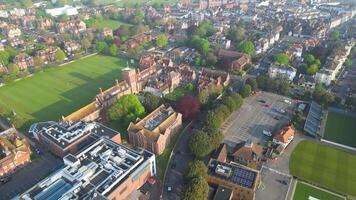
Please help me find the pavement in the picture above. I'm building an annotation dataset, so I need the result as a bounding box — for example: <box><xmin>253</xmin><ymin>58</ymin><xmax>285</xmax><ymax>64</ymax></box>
<box><xmin>255</xmin><ymin>166</ymin><xmax>292</xmax><ymax>200</ymax></box>
<box><xmin>0</xmin><ymin>152</ymin><xmax>62</xmax><ymax>200</ymax></box>
<box><xmin>0</xmin><ymin>118</ymin><xmax>63</xmax><ymax>200</ymax></box>
<box><xmin>162</xmin><ymin>123</ymin><xmax>195</xmax><ymax>200</ymax></box>
<box><xmin>222</xmin><ymin>91</ymin><xmax>296</xmax><ymax>146</ymax></box>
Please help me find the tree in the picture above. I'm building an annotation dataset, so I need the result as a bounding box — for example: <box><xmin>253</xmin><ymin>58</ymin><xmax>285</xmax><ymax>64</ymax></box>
<box><xmin>240</xmin><ymin>84</ymin><xmax>252</xmax><ymax>98</ymax></box>
<box><xmin>81</xmin><ymin>38</ymin><xmax>91</xmax><ymax>52</ymax></box>
<box><xmin>246</xmin><ymin>77</ymin><xmax>258</xmax><ymax>91</ymax></box>
<box><xmin>176</xmin><ymin>95</ymin><xmax>200</xmax><ymax>120</ymax></box>
<box><xmin>5</xmin><ymin>47</ymin><xmax>18</xmax><ymax>61</ymax></box>
<box><xmin>304</xmin><ymin>54</ymin><xmax>316</xmax><ymax>65</ymax></box>
<box><xmin>0</xmin><ymin>51</ymin><xmax>10</xmax><ymax>66</ymax></box>
<box><xmin>307</xmin><ymin>64</ymin><xmax>319</xmax><ymax>75</ymax></box>
<box><xmin>108</xmin><ymin>44</ymin><xmax>118</xmax><ymax>56</ymax></box>
<box><xmin>184</xmin><ymin>160</ymin><xmax>208</xmax><ymax>183</ymax></box>
<box><xmin>228</xmin><ymin>26</ymin><xmax>246</xmax><ymax>42</ymax></box>
<box><xmin>222</xmin><ymin>96</ymin><xmax>237</xmax><ymax>112</ymax></box>
<box><xmin>189</xmin><ymin>130</ymin><xmax>213</xmax><ymax>158</ymax></box>
<box><xmin>274</xmin><ymin>53</ymin><xmax>289</xmax><ymax>65</ymax></box>
<box><xmin>96</xmin><ymin>41</ymin><xmax>108</xmax><ymax>53</ymax></box>
<box><xmin>55</xmin><ymin>49</ymin><xmax>66</xmax><ymax>61</ymax></box>
<box><xmin>206</xmin><ymin>110</ymin><xmax>223</xmax><ymax>130</ymax></box>
<box><xmin>181</xmin><ymin>177</ymin><xmax>209</xmax><ymax>200</ymax></box>
<box><xmin>238</xmin><ymin>41</ymin><xmax>255</xmax><ymax>55</ymax></box>
<box><xmin>330</xmin><ymin>31</ymin><xmax>340</xmax><ymax>40</ymax></box>
<box><xmin>292</xmin><ymin>110</ymin><xmax>304</xmax><ymax>129</ymax></box>
<box><xmin>156</xmin><ymin>34</ymin><xmax>168</xmax><ymax>48</ymax></box>
<box><xmin>345</xmin><ymin>58</ymin><xmax>353</xmax><ymax>68</ymax></box>
<box><xmin>108</xmin><ymin>94</ymin><xmax>145</xmax><ymax>124</ymax></box>
<box><xmin>142</xmin><ymin>92</ymin><xmax>162</xmax><ymax>112</ymax></box>
<box><xmin>7</xmin><ymin>64</ymin><xmax>19</xmax><ymax>76</ymax></box>
<box><xmin>230</xmin><ymin>92</ymin><xmax>243</xmax><ymax>108</ymax></box>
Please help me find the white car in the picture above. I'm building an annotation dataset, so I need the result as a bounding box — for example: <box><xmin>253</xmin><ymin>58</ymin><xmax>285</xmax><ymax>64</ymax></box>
<box><xmin>167</xmin><ymin>186</ymin><xmax>172</xmax><ymax>192</ymax></box>
<box><xmin>279</xmin><ymin>109</ymin><xmax>286</xmax><ymax>114</ymax></box>
<box><xmin>262</xmin><ymin>130</ymin><xmax>272</xmax><ymax>137</ymax></box>
<box><xmin>284</xmin><ymin>99</ymin><xmax>292</xmax><ymax>104</ymax></box>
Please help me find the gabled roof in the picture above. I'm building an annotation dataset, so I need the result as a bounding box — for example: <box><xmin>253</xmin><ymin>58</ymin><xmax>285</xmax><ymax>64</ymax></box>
<box><xmin>232</xmin><ymin>141</ymin><xmax>262</xmax><ymax>161</ymax></box>
<box><xmin>273</xmin><ymin>126</ymin><xmax>295</xmax><ymax>143</ymax></box>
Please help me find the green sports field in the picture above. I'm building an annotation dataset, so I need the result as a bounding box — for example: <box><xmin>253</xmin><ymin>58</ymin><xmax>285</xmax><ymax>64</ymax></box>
<box><xmin>293</xmin><ymin>182</ymin><xmax>344</xmax><ymax>200</ymax></box>
<box><xmin>0</xmin><ymin>55</ymin><xmax>127</xmax><ymax>130</ymax></box>
<box><xmin>323</xmin><ymin>111</ymin><xmax>356</xmax><ymax>148</ymax></box>
<box><xmin>91</xmin><ymin>19</ymin><xmax>131</xmax><ymax>29</ymax></box>
<box><xmin>289</xmin><ymin>140</ymin><xmax>356</xmax><ymax>196</ymax></box>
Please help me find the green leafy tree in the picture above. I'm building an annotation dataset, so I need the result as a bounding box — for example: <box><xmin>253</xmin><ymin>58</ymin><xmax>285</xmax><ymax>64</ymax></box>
<box><xmin>55</xmin><ymin>49</ymin><xmax>66</xmax><ymax>61</ymax></box>
<box><xmin>142</xmin><ymin>92</ymin><xmax>162</xmax><ymax>112</ymax></box>
<box><xmin>108</xmin><ymin>94</ymin><xmax>145</xmax><ymax>124</ymax></box>
<box><xmin>222</xmin><ymin>96</ymin><xmax>237</xmax><ymax>112</ymax></box>
<box><xmin>304</xmin><ymin>54</ymin><xmax>316</xmax><ymax>65</ymax></box>
<box><xmin>230</xmin><ymin>92</ymin><xmax>243</xmax><ymax>108</ymax></box>
<box><xmin>7</xmin><ymin>64</ymin><xmax>19</xmax><ymax>76</ymax></box>
<box><xmin>206</xmin><ymin>110</ymin><xmax>224</xmax><ymax>130</ymax></box>
<box><xmin>274</xmin><ymin>53</ymin><xmax>289</xmax><ymax>65</ymax></box>
<box><xmin>96</xmin><ymin>41</ymin><xmax>108</xmax><ymax>53</ymax></box>
<box><xmin>240</xmin><ymin>84</ymin><xmax>252</xmax><ymax>98</ymax></box>
<box><xmin>0</xmin><ymin>51</ymin><xmax>10</xmax><ymax>66</ymax></box>
<box><xmin>5</xmin><ymin>47</ymin><xmax>18</xmax><ymax>61</ymax></box>
<box><xmin>181</xmin><ymin>177</ymin><xmax>209</xmax><ymax>200</ymax></box>
<box><xmin>156</xmin><ymin>34</ymin><xmax>168</xmax><ymax>48</ymax></box>
<box><xmin>238</xmin><ymin>41</ymin><xmax>255</xmax><ymax>55</ymax></box>
<box><xmin>189</xmin><ymin>130</ymin><xmax>213</xmax><ymax>158</ymax></box>
<box><xmin>81</xmin><ymin>38</ymin><xmax>91</xmax><ymax>52</ymax></box>
<box><xmin>108</xmin><ymin>44</ymin><xmax>118</xmax><ymax>56</ymax></box>
<box><xmin>330</xmin><ymin>31</ymin><xmax>340</xmax><ymax>40</ymax></box>
<box><xmin>184</xmin><ymin>160</ymin><xmax>208</xmax><ymax>183</ymax></box>
<box><xmin>307</xmin><ymin>64</ymin><xmax>319</xmax><ymax>75</ymax></box>
<box><xmin>246</xmin><ymin>77</ymin><xmax>258</xmax><ymax>91</ymax></box>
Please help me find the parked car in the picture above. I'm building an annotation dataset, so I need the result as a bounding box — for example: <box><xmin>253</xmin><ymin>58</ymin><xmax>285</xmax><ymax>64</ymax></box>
<box><xmin>259</xmin><ymin>99</ymin><xmax>266</xmax><ymax>103</ymax></box>
<box><xmin>167</xmin><ymin>186</ymin><xmax>172</xmax><ymax>192</ymax></box>
<box><xmin>278</xmin><ymin>109</ymin><xmax>286</xmax><ymax>114</ymax></box>
<box><xmin>262</xmin><ymin>130</ymin><xmax>272</xmax><ymax>137</ymax></box>
<box><xmin>264</xmin><ymin>104</ymin><xmax>270</xmax><ymax>108</ymax></box>
<box><xmin>0</xmin><ymin>175</ymin><xmax>11</xmax><ymax>184</ymax></box>
<box><xmin>284</xmin><ymin>99</ymin><xmax>292</xmax><ymax>104</ymax></box>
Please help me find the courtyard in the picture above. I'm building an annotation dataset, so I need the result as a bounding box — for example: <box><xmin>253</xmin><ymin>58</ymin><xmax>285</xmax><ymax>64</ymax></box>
<box><xmin>222</xmin><ymin>91</ymin><xmax>296</xmax><ymax>146</ymax></box>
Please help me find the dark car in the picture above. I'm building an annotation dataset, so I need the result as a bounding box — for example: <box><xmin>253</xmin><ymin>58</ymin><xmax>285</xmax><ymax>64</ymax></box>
<box><xmin>258</xmin><ymin>99</ymin><xmax>266</xmax><ymax>103</ymax></box>
<box><xmin>273</xmin><ymin>116</ymin><xmax>280</xmax><ymax>120</ymax></box>
<box><xmin>0</xmin><ymin>176</ymin><xmax>11</xmax><ymax>184</ymax></box>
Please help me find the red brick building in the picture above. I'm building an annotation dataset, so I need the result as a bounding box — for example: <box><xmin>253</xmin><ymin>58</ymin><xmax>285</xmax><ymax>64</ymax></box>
<box><xmin>127</xmin><ymin>105</ymin><xmax>182</xmax><ymax>155</ymax></box>
<box><xmin>0</xmin><ymin>128</ymin><xmax>31</xmax><ymax>177</ymax></box>
<box><xmin>217</xmin><ymin>49</ymin><xmax>251</xmax><ymax>71</ymax></box>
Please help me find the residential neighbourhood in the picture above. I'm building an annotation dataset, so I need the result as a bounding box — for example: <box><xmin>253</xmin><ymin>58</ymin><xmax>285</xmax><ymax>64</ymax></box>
<box><xmin>0</xmin><ymin>0</ymin><xmax>356</xmax><ymax>200</ymax></box>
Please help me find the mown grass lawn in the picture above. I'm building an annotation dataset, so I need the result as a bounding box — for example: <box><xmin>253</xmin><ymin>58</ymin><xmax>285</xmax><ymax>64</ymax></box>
<box><xmin>0</xmin><ymin>55</ymin><xmax>127</xmax><ymax>131</ymax></box>
<box><xmin>289</xmin><ymin>140</ymin><xmax>356</xmax><ymax>196</ymax></box>
<box><xmin>293</xmin><ymin>182</ymin><xmax>345</xmax><ymax>200</ymax></box>
<box><xmin>323</xmin><ymin>111</ymin><xmax>356</xmax><ymax>148</ymax></box>
<box><xmin>91</xmin><ymin>19</ymin><xmax>131</xmax><ymax>29</ymax></box>
<box><xmin>164</xmin><ymin>85</ymin><xmax>194</xmax><ymax>101</ymax></box>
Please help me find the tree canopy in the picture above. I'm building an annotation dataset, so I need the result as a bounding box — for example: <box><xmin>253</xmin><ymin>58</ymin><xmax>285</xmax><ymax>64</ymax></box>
<box><xmin>181</xmin><ymin>177</ymin><xmax>209</xmax><ymax>200</ymax></box>
<box><xmin>274</xmin><ymin>53</ymin><xmax>289</xmax><ymax>65</ymax></box>
<box><xmin>176</xmin><ymin>95</ymin><xmax>200</xmax><ymax>120</ymax></box>
<box><xmin>55</xmin><ymin>49</ymin><xmax>66</xmax><ymax>61</ymax></box>
<box><xmin>238</xmin><ymin>41</ymin><xmax>255</xmax><ymax>55</ymax></box>
<box><xmin>142</xmin><ymin>92</ymin><xmax>162</xmax><ymax>113</ymax></box>
<box><xmin>184</xmin><ymin>160</ymin><xmax>208</xmax><ymax>183</ymax></box>
<box><xmin>156</xmin><ymin>34</ymin><xmax>168</xmax><ymax>48</ymax></box>
<box><xmin>108</xmin><ymin>94</ymin><xmax>145</xmax><ymax>124</ymax></box>
<box><xmin>240</xmin><ymin>84</ymin><xmax>252</xmax><ymax>98</ymax></box>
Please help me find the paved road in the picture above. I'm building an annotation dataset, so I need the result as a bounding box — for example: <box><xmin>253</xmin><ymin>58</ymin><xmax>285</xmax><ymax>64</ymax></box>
<box><xmin>162</xmin><ymin>123</ymin><xmax>195</xmax><ymax>200</ymax></box>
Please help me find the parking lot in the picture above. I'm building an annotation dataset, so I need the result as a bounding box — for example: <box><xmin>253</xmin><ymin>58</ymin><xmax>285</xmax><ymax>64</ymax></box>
<box><xmin>0</xmin><ymin>152</ymin><xmax>62</xmax><ymax>200</ymax></box>
<box><xmin>222</xmin><ymin>92</ymin><xmax>296</xmax><ymax>146</ymax></box>
<box><xmin>255</xmin><ymin>167</ymin><xmax>292</xmax><ymax>200</ymax></box>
